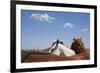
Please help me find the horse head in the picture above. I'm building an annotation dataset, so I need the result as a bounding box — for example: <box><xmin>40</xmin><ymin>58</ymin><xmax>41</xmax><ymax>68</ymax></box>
<box><xmin>48</xmin><ymin>39</ymin><xmax>64</xmax><ymax>55</ymax></box>
<box><xmin>71</xmin><ymin>37</ymin><xmax>86</xmax><ymax>54</ymax></box>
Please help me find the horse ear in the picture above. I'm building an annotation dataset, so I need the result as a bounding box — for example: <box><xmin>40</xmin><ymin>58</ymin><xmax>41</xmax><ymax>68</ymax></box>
<box><xmin>73</xmin><ymin>38</ymin><xmax>76</xmax><ymax>41</ymax></box>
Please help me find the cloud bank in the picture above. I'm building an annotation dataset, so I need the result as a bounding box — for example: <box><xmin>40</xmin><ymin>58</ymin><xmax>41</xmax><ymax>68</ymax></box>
<box><xmin>30</xmin><ymin>13</ymin><xmax>55</xmax><ymax>23</ymax></box>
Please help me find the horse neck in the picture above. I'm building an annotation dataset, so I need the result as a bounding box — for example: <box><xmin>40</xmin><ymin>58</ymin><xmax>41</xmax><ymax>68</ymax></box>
<box><xmin>58</xmin><ymin>43</ymin><xmax>68</xmax><ymax>50</ymax></box>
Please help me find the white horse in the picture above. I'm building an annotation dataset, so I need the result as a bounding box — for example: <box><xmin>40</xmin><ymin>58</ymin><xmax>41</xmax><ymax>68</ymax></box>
<box><xmin>49</xmin><ymin>43</ymin><xmax>75</xmax><ymax>57</ymax></box>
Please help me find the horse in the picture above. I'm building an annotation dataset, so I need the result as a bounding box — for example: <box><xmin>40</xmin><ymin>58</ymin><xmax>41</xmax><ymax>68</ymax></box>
<box><xmin>71</xmin><ymin>37</ymin><xmax>87</xmax><ymax>54</ymax></box>
<box><xmin>49</xmin><ymin>39</ymin><xmax>75</xmax><ymax>56</ymax></box>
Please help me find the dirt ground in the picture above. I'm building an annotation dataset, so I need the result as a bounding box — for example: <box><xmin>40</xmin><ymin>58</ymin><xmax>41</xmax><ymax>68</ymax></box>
<box><xmin>22</xmin><ymin>52</ymin><xmax>90</xmax><ymax>63</ymax></box>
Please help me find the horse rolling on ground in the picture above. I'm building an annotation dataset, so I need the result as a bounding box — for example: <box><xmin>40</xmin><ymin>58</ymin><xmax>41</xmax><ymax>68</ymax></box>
<box><xmin>49</xmin><ymin>39</ymin><xmax>75</xmax><ymax>56</ymax></box>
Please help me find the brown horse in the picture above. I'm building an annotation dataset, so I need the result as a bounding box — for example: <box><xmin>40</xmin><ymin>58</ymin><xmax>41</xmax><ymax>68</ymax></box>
<box><xmin>71</xmin><ymin>37</ymin><xmax>86</xmax><ymax>54</ymax></box>
<box><xmin>70</xmin><ymin>37</ymin><xmax>90</xmax><ymax>59</ymax></box>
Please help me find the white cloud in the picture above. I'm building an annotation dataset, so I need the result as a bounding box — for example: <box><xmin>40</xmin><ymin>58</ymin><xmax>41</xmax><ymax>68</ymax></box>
<box><xmin>30</xmin><ymin>13</ymin><xmax>55</xmax><ymax>23</ymax></box>
<box><xmin>81</xmin><ymin>28</ymin><xmax>88</xmax><ymax>32</ymax></box>
<box><xmin>63</xmin><ymin>22</ymin><xmax>74</xmax><ymax>28</ymax></box>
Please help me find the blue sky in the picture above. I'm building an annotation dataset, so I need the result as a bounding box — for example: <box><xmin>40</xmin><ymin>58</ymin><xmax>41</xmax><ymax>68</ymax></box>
<box><xmin>21</xmin><ymin>10</ymin><xmax>90</xmax><ymax>49</ymax></box>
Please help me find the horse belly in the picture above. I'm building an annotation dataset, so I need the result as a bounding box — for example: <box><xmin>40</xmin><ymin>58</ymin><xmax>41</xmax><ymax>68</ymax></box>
<box><xmin>58</xmin><ymin>44</ymin><xmax>75</xmax><ymax>56</ymax></box>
